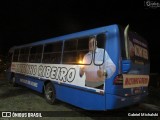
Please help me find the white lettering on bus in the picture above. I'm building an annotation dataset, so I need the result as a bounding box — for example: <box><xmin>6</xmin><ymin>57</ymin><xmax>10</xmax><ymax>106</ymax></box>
<box><xmin>20</xmin><ymin>79</ymin><xmax>38</xmax><ymax>87</ymax></box>
<box><xmin>11</xmin><ymin>63</ymin><xmax>84</xmax><ymax>86</ymax></box>
<box><xmin>16</xmin><ymin>64</ymin><xmax>37</xmax><ymax>75</ymax></box>
<box><xmin>38</xmin><ymin>66</ymin><xmax>76</xmax><ymax>83</ymax></box>
<box><xmin>67</xmin><ymin>68</ymin><xmax>76</xmax><ymax>82</ymax></box>
<box><xmin>50</xmin><ymin>67</ymin><xmax>57</xmax><ymax>79</ymax></box>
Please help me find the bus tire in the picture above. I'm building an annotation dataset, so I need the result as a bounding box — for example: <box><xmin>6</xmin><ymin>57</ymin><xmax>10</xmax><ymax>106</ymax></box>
<box><xmin>12</xmin><ymin>76</ymin><xmax>18</xmax><ymax>87</ymax></box>
<box><xmin>44</xmin><ymin>82</ymin><xmax>56</xmax><ymax>104</ymax></box>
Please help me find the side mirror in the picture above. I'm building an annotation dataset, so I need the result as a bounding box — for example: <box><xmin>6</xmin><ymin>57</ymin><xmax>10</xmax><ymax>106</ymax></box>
<box><xmin>124</xmin><ymin>24</ymin><xmax>129</xmax><ymax>59</ymax></box>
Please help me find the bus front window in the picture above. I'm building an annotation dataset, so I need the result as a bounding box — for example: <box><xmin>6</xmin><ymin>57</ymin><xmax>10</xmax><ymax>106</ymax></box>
<box><xmin>123</xmin><ymin>25</ymin><xmax>149</xmax><ymax>64</ymax></box>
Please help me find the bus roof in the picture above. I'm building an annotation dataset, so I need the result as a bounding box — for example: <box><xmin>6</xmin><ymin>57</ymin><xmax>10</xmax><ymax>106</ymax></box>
<box><xmin>10</xmin><ymin>24</ymin><xmax>118</xmax><ymax>50</ymax></box>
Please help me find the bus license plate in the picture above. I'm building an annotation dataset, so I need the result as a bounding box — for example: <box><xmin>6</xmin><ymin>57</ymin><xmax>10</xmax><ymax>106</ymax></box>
<box><xmin>132</xmin><ymin>87</ymin><xmax>142</xmax><ymax>94</ymax></box>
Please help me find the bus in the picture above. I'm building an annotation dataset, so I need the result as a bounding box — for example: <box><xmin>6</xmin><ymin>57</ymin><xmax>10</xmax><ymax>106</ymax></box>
<box><xmin>6</xmin><ymin>24</ymin><xmax>150</xmax><ymax>110</ymax></box>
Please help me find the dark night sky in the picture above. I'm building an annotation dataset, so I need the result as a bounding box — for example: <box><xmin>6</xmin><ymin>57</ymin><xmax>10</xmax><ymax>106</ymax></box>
<box><xmin>0</xmin><ymin>1</ymin><xmax>160</xmax><ymax>73</ymax></box>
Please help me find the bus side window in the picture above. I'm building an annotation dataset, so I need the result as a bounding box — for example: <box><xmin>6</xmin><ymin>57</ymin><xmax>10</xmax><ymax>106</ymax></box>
<box><xmin>19</xmin><ymin>47</ymin><xmax>30</xmax><ymax>62</ymax></box>
<box><xmin>63</xmin><ymin>39</ymin><xmax>77</xmax><ymax>64</ymax></box>
<box><xmin>13</xmin><ymin>49</ymin><xmax>20</xmax><ymax>62</ymax></box>
<box><xmin>43</xmin><ymin>41</ymin><xmax>62</xmax><ymax>64</ymax></box>
<box><xmin>77</xmin><ymin>37</ymin><xmax>90</xmax><ymax>64</ymax></box>
<box><xmin>62</xmin><ymin>37</ymin><xmax>90</xmax><ymax>64</ymax></box>
<box><xmin>29</xmin><ymin>45</ymin><xmax>43</xmax><ymax>63</ymax></box>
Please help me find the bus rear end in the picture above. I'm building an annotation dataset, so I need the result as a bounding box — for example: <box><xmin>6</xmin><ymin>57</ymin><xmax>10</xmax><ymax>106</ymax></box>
<box><xmin>106</xmin><ymin>25</ymin><xmax>150</xmax><ymax>110</ymax></box>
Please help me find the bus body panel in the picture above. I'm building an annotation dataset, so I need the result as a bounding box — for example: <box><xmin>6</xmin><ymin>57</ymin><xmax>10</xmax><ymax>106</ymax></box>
<box><xmin>15</xmin><ymin>74</ymin><xmax>44</xmax><ymax>93</ymax></box>
<box><xmin>104</xmin><ymin>25</ymin><xmax>122</xmax><ymax>109</ymax></box>
<box><xmin>122</xmin><ymin>60</ymin><xmax>132</xmax><ymax>72</ymax></box>
<box><xmin>54</xmin><ymin>83</ymin><xmax>106</xmax><ymax>110</ymax></box>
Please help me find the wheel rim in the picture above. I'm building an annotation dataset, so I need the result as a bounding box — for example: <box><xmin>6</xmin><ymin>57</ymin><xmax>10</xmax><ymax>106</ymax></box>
<box><xmin>45</xmin><ymin>86</ymin><xmax>53</xmax><ymax>100</ymax></box>
<box><xmin>13</xmin><ymin>77</ymin><xmax>15</xmax><ymax>83</ymax></box>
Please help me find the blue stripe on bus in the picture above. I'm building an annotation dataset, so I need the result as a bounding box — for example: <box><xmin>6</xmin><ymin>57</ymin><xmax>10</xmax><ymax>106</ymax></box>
<box><xmin>15</xmin><ymin>74</ymin><xmax>44</xmax><ymax>93</ymax></box>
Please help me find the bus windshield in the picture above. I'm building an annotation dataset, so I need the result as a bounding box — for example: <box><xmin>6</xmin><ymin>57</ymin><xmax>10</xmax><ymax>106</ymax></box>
<box><xmin>122</xmin><ymin>25</ymin><xmax>149</xmax><ymax>64</ymax></box>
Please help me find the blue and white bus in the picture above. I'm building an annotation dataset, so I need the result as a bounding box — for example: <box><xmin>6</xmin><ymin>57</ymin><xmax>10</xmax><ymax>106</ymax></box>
<box><xmin>7</xmin><ymin>24</ymin><xmax>150</xmax><ymax>110</ymax></box>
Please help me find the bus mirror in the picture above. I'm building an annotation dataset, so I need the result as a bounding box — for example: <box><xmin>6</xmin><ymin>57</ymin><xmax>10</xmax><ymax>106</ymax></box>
<box><xmin>124</xmin><ymin>24</ymin><xmax>129</xmax><ymax>59</ymax></box>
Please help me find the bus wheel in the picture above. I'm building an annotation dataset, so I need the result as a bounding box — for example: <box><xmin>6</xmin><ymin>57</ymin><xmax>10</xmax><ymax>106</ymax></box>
<box><xmin>44</xmin><ymin>82</ymin><xmax>56</xmax><ymax>104</ymax></box>
<box><xmin>12</xmin><ymin>76</ymin><xmax>18</xmax><ymax>87</ymax></box>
